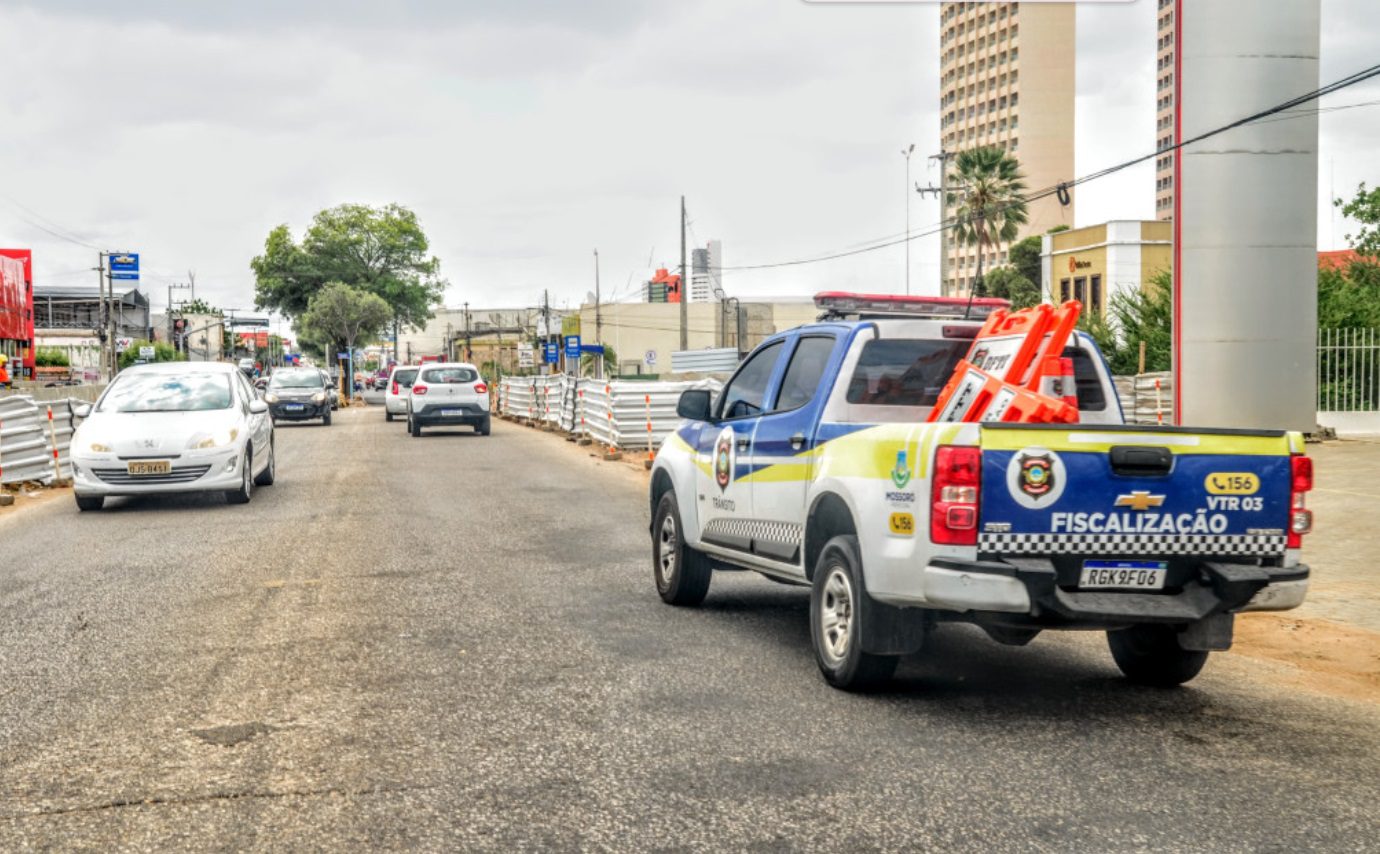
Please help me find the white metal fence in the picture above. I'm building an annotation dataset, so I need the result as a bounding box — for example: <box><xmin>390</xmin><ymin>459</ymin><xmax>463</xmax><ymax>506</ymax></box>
<box><xmin>0</xmin><ymin>395</ymin><xmax>82</xmax><ymax>486</ymax></box>
<box><xmin>1318</xmin><ymin>328</ymin><xmax>1379</xmax><ymax>412</ymax></box>
<box><xmin>498</xmin><ymin>375</ymin><xmax>723</xmax><ymax>451</ymax></box>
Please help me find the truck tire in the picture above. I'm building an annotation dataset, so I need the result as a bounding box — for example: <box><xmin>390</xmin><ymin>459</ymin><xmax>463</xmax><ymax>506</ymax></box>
<box><xmin>1107</xmin><ymin>624</ymin><xmax>1209</xmax><ymax>687</ymax></box>
<box><xmin>810</xmin><ymin>535</ymin><xmax>899</xmax><ymax>691</ymax></box>
<box><xmin>652</xmin><ymin>491</ymin><xmax>712</xmax><ymax>606</ymax></box>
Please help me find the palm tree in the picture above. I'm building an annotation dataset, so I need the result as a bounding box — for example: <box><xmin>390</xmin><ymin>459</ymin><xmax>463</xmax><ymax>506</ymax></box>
<box><xmin>948</xmin><ymin>146</ymin><xmax>1028</xmax><ymax>298</ymax></box>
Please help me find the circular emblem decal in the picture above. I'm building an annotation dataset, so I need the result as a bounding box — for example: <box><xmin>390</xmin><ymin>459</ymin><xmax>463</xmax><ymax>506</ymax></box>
<box><xmin>1005</xmin><ymin>446</ymin><xmax>1067</xmax><ymax>509</ymax></box>
<box><xmin>714</xmin><ymin>427</ymin><xmax>735</xmax><ymax>492</ymax></box>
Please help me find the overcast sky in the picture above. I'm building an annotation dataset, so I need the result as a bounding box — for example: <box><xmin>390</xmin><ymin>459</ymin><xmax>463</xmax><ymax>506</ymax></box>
<box><xmin>1</xmin><ymin>0</ymin><xmax>1375</xmax><ymax>322</ymax></box>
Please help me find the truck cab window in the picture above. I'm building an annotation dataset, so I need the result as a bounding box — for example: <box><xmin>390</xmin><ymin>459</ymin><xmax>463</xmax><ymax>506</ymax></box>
<box><xmin>719</xmin><ymin>341</ymin><xmax>783</xmax><ymax>420</ymax></box>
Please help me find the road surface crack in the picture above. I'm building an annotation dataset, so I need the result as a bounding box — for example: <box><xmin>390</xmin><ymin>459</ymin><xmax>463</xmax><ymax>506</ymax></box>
<box><xmin>1</xmin><ymin>783</ymin><xmax>431</xmax><ymax>820</ymax></box>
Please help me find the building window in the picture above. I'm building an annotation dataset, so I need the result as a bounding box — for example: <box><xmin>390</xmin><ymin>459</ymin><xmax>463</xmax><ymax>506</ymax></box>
<box><xmin>1090</xmin><ymin>275</ymin><xmax>1103</xmax><ymax>314</ymax></box>
<box><xmin>1059</xmin><ymin>278</ymin><xmax>1071</xmax><ymax>303</ymax></box>
<box><xmin>1073</xmin><ymin>276</ymin><xmax>1087</xmax><ymax>305</ymax></box>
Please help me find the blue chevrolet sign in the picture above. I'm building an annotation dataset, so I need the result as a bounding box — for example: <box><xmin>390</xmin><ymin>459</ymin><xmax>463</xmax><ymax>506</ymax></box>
<box><xmin>109</xmin><ymin>253</ymin><xmax>139</xmax><ymax>281</ymax></box>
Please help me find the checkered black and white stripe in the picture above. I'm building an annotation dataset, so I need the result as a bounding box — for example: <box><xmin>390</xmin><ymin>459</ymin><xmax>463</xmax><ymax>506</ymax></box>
<box><xmin>978</xmin><ymin>532</ymin><xmax>1288</xmax><ymax>557</ymax></box>
<box><xmin>704</xmin><ymin>518</ymin><xmax>804</xmax><ymax>548</ymax></box>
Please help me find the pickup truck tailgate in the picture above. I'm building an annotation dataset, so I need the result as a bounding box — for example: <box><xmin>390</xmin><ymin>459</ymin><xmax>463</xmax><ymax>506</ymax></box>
<box><xmin>976</xmin><ymin>426</ymin><xmax>1294</xmax><ymax>558</ymax></box>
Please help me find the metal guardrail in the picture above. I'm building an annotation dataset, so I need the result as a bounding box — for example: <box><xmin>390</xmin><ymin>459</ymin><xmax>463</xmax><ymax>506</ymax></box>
<box><xmin>0</xmin><ymin>395</ymin><xmax>80</xmax><ymax>485</ymax></box>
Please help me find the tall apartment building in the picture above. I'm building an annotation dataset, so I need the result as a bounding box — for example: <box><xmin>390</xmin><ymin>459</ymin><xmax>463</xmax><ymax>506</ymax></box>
<box><xmin>939</xmin><ymin>2</ymin><xmax>1075</xmax><ymax>296</ymax></box>
<box><xmin>689</xmin><ymin>240</ymin><xmax>724</xmax><ymax>303</ymax></box>
<box><xmin>1154</xmin><ymin>0</ymin><xmax>1176</xmax><ymax>220</ymax></box>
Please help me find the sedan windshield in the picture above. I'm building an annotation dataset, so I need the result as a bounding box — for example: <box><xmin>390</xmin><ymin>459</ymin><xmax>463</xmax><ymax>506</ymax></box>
<box><xmin>269</xmin><ymin>371</ymin><xmax>325</xmax><ymax>389</ymax></box>
<box><xmin>99</xmin><ymin>373</ymin><xmax>234</xmax><ymax>413</ymax></box>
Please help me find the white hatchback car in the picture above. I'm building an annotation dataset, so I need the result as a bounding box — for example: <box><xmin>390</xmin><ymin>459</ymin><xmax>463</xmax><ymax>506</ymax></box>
<box><xmin>70</xmin><ymin>362</ymin><xmax>276</xmax><ymax>511</ymax></box>
<box><xmin>406</xmin><ymin>362</ymin><xmax>490</xmax><ymax>437</ymax></box>
<box><xmin>384</xmin><ymin>365</ymin><xmax>419</xmax><ymax>422</ymax></box>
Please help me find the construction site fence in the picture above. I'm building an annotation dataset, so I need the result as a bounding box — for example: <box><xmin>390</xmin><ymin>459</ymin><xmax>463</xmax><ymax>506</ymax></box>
<box><xmin>1113</xmin><ymin>372</ymin><xmax>1175</xmax><ymax>426</ymax></box>
<box><xmin>498</xmin><ymin>376</ymin><xmax>723</xmax><ymax>451</ymax></box>
<box><xmin>1</xmin><ymin>383</ymin><xmax>106</xmax><ymax>403</ymax></box>
<box><xmin>0</xmin><ymin>395</ymin><xmax>85</xmax><ymax>486</ymax></box>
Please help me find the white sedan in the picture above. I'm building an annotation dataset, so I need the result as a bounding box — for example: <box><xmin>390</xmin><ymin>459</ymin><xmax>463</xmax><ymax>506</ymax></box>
<box><xmin>70</xmin><ymin>362</ymin><xmax>276</xmax><ymax>511</ymax></box>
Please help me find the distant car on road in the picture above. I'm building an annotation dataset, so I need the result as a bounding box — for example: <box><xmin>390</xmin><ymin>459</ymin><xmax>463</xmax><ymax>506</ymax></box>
<box><xmin>406</xmin><ymin>362</ymin><xmax>490</xmax><ymax>437</ymax></box>
<box><xmin>318</xmin><ymin>369</ymin><xmax>340</xmax><ymax>410</ymax></box>
<box><xmin>237</xmin><ymin>357</ymin><xmax>256</xmax><ymax>378</ymax></box>
<box><xmin>384</xmin><ymin>365</ymin><xmax>419</xmax><ymax>423</ymax></box>
<box><xmin>263</xmin><ymin>367</ymin><xmax>333</xmax><ymax>425</ymax></box>
<box><xmin>70</xmin><ymin>362</ymin><xmax>275</xmax><ymax>511</ymax></box>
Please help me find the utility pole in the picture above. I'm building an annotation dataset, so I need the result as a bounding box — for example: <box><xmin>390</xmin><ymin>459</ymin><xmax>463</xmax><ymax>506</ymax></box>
<box><xmin>590</xmin><ymin>251</ymin><xmax>601</xmax><ymax>347</ymax></box>
<box><xmin>187</xmin><ymin>269</ymin><xmax>196</xmax><ymax>303</ymax></box>
<box><xmin>542</xmin><ymin>289</ymin><xmax>551</xmax><ymax>375</ymax></box>
<box><xmin>105</xmin><ymin>255</ymin><xmax>118</xmax><ymax>378</ymax></box>
<box><xmin>928</xmin><ymin>149</ymin><xmax>955</xmax><ymax>296</ymax></box>
<box><xmin>463</xmin><ymin>302</ymin><xmax>471</xmax><ymax>363</ymax></box>
<box><xmin>679</xmin><ymin>196</ymin><xmax>688</xmax><ymax>352</ymax></box>
<box><xmin>94</xmin><ymin>252</ymin><xmax>108</xmax><ymax>379</ymax></box>
<box><xmin>902</xmin><ymin>143</ymin><xmax>915</xmax><ymax>295</ymax></box>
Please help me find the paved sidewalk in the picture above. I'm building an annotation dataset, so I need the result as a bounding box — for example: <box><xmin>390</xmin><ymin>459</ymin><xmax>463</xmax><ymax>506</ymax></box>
<box><xmin>1295</xmin><ymin>438</ymin><xmax>1380</xmax><ymax>632</ymax></box>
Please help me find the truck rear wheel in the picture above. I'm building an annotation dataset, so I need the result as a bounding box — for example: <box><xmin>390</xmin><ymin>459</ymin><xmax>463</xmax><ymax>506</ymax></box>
<box><xmin>652</xmin><ymin>491</ymin><xmax>712</xmax><ymax>606</ymax></box>
<box><xmin>810</xmin><ymin>535</ymin><xmax>898</xmax><ymax>691</ymax></box>
<box><xmin>1107</xmin><ymin>624</ymin><xmax>1209</xmax><ymax>687</ymax></box>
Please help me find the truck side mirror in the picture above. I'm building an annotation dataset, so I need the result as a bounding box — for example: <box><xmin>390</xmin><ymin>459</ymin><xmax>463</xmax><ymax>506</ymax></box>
<box><xmin>677</xmin><ymin>389</ymin><xmax>714</xmax><ymax>422</ymax></box>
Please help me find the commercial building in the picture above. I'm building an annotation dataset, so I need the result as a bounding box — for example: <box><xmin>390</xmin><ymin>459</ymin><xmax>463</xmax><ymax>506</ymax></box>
<box><xmin>32</xmin><ymin>285</ymin><xmax>152</xmax><ymax>372</ymax></box>
<box><xmin>1155</xmin><ymin>0</ymin><xmax>1176</xmax><ymax>220</ymax></box>
<box><xmin>939</xmin><ymin>1</ymin><xmax>1075</xmax><ymax>296</ymax></box>
<box><xmin>0</xmin><ymin>249</ymin><xmax>34</xmax><ymax>381</ymax></box>
<box><xmin>1040</xmin><ymin>221</ymin><xmax>1172</xmax><ymax>315</ymax></box>
<box><xmin>689</xmin><ymin>240</ymin><xmax>724</xmax><ymax>303</ymax></box>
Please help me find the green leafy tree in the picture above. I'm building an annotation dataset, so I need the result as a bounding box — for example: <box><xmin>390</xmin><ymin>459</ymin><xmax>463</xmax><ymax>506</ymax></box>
<box><xmin>251</xmin><ymin>203</ymin><xmax>447</xmax><ymax>337</ymax></box>
<box><xmin>1335</xmin><ymin>182</ymin><xmax>1380</xmax><ymax>258</ymax></box>
<box><xmin>1007</xmin><ymin>235</ymin><xmax>1043</xmax><ymax>289</ymax></box>
<box><xmin>177</xmin><ymin>298</ymin><xmax>221</xmax><ymax>316</ymax></box>
<box><xmin>1318</xmin><ymin>257</ymin><xmax>1380</xmax><ymax>328</ymax></box>
<box><xmin>980</xmin><ymin>266</ymin><xmax>1041</xmax><ymax>310</ymax></box>
<box><xmin>1081</xmin><ymin>269</ymin><xmax>1173</xmax><ymax>375</ymax></box>
<box><xmin>118</xmin><ymin>339</ymin><xmax>185</xmax><ymax>369</ymax></box>
<box><xmin>948</xmin><ymin>146</ymin><xmax>1029</xmax><ymax>296</ymax></box>
<box><xmin>35</xmin><ymin>347</ymin><xmax>70</xmax><ymax>368</ymax></box>
<box><xmin>298</xmin><ymin>283</ymin><xmax>392</xmax><ymax>365</ymax></box>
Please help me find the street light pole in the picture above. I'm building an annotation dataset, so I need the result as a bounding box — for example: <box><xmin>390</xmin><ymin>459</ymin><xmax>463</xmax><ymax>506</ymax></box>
<box><xmin>902</xmin><ymin>144</ymin><xmax>915</xmax><ymax>295</ymax></box>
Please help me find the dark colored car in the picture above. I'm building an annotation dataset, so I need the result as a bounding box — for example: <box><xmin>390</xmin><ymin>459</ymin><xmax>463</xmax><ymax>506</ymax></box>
<box><xmin>263</xmin><ymin>368</ymin><xmax>333</xmax><ymax>425</ymax></box>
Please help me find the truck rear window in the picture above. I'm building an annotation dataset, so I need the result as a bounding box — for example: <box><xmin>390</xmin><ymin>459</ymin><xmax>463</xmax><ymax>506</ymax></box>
<box><xmin>845</xmin><ymin>339</ymin><xmax>969</xmax><ymax>407</ymax></box>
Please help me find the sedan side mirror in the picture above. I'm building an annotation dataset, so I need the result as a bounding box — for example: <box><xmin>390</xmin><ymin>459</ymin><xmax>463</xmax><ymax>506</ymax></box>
<box><xmin>676</xmin><ymin>389</ymin><xmax>714</xmax><ymax>422</ymax></box>
<box><xmin>72</xmin><ymin>403</ymin><xmax>92</xmax><ymax>419</ymax></box>
<box><xmin>249</xmin><ymin>399</ymin><xmax>269</xmax><ymax>415</ymax></box>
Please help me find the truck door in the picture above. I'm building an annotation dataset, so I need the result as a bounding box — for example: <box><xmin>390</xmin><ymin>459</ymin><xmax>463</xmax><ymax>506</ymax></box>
<box><xmin>747</xmin><ymin>334</ymin><xmax>839</xmax><ymax>571</ymax></box>
<box><xmin>697</xmin><ymin>340</ymin><xmax>785</xmax><ymax>555</ymax></box>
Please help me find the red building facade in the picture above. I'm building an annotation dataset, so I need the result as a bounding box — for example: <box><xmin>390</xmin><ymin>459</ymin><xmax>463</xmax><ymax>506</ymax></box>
<box><xmin>0</xmin><ymin>249</ymin><xmax>34</xmax><ymax>381</ymax></box>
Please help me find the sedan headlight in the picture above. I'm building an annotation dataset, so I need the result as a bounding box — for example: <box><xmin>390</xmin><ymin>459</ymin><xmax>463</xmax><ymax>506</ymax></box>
<box><xmin>86</xmin><ymin>441</ymin><xmax>113</xmax><ymax>453</ymax></box>
<box><xmin>263</xmin><ymin>393</ymin><xmax>280</xmax><ymax>404</ymax></box>
<box><xmin>311</xmin><ymin>392</ymin><xmax>327</xmax><ymax>404</ymax></box>
<box><xmin>187</xmin><ymin>428</ymin><xmax>240</xmax><ymax>449</ymax></box>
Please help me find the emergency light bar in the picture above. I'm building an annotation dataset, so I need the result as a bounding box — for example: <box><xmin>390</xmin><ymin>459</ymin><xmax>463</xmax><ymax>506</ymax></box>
<box><xmin>814</xmin><ymin>291</ymin><xmax>1010</xmax><ymax>321</ymax></box>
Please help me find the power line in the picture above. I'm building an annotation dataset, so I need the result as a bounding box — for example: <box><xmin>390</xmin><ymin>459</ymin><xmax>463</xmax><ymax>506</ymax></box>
<box><xmin>711</xmin><ymin>62</ymin><xmax>1380</xmax><ymax>274</ymax></box>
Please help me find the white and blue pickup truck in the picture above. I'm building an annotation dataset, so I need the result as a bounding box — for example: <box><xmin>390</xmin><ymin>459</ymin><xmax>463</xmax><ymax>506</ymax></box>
<box><xmin>649</xmin><ymin>293</ymin><xmax>1314</xmax><ymax>691</ymax></box>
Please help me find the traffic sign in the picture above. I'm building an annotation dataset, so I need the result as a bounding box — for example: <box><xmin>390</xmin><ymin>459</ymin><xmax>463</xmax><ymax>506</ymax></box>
<box><xmin>109</xmin><ymin>253</ymin><xmax>139</xmax><ymax>281</ymax></box>
<box><xmin>517</xmin><ymin>344</ymin><xmax>534</xmax><ymax>368</ymax></box>
<box><xmin>544</xmin><ymin>342</ymin><xmax>558</xmax><ymax>364</ymax></box>
<box><xmin>115</xmin><ymin>337</ymin><xmax>134</xmax><ymax>353</ymax></box>
<box><xmin>644</xmin><ymin>349</ymin><xmax>657</xmax><ymax>367</ymax></box>
<box><xmin>564</xmin><ymin>335</ymin><xmax>581</xmax><ymax>359</ymax></box>
<box><xmin>138</xmin><ymin>345</ymin><xmax>155</xmax><ymax>359</ymax></box>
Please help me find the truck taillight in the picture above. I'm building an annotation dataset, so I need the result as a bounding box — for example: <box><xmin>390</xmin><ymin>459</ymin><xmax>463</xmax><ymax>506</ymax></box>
<box><xmin>932</xmin><ymin>445</ymin><xmax>981</xmax><ymax>545</ymax></box>
<box><xmin>474</xmin><ymin>382</ymin><xmax>488</xmax><ymax>394</ymax></box>
<box><xmin>413</xmin><ymin>384</ymin><xmax>428</xmax><ymax>395</ymax></box>
<box><xmin>1287</xmin><ymin>454</ymin><xmax>1313</xmax><ymax>548</ymax></box>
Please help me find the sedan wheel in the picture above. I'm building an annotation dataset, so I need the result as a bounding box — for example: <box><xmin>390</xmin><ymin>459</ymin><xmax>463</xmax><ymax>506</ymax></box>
<box><xmin>226</xmin><ymin>451</ymin><xmax>253</xmax><ymax>505</ymax></box>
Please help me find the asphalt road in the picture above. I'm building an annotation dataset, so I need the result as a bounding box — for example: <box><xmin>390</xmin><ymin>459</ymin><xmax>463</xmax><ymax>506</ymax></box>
<box><xmin>1</xmin><ymin>402</ymin><xmax>1378</xmax><ymax>851</ymax></box>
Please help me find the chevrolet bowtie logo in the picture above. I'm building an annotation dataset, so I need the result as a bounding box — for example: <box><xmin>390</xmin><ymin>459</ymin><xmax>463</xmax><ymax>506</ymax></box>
<box><xmin>1115</xmin><ymin>491</ymin><xmax>1165</xmax><ymax>512</ymax></box>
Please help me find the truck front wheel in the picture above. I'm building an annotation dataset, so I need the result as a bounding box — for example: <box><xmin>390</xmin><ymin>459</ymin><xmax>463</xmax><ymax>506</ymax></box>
<box><xmin>1107</xmin><ymin>624</ymin><xmax>1209</xmax><ymax>687</ymax></box>
<box><xmin>652</xmin><ymin>491</ymin><xmax>712</xmax><ymax>606</ymax></box>
<box><xmin>810</xmin><ymin>535</ymin><xmax>899</xmax><ymax>691</ymax></box>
